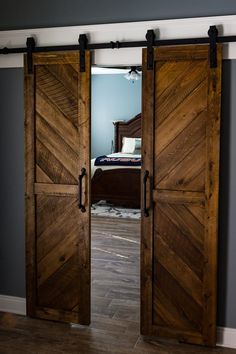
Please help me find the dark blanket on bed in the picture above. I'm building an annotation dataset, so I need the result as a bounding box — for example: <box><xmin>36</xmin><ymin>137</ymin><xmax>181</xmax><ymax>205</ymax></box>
<box><xmin>94</xmin><ymin>155</ymin><xmax>141</xmax><ymax>166</ymax></box>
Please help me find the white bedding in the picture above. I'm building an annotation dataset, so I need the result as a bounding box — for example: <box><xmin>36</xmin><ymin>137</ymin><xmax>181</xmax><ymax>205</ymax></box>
<box><xmin>91</xmin><ymin>152</ymin><xmax>141</xmax><ymax>178</ymax></box>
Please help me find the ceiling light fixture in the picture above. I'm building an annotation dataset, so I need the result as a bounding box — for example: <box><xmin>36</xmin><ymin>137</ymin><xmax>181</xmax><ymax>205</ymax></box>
<box><xmin>124</xmin><ymin>66</ymin><xmax>141</xmax><ymax>82</ymax></box>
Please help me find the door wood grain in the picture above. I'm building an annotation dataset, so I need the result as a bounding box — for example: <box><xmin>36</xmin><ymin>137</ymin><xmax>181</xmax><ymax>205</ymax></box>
<box><xmin>141</xmin><ymin>44</ymin><xmax>222</xmax><ymax>346</ymax></box>
<box><xmin>25</xmin><ymin>51</ymin><xmax>91</xmax><ymax>325</ymax></box>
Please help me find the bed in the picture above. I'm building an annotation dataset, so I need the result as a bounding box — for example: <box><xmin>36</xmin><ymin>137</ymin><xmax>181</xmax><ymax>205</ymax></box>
<box><xmin>91</xmin><ymin>113</ymin><xmax>141</xmax><ymax>208</ymax></box>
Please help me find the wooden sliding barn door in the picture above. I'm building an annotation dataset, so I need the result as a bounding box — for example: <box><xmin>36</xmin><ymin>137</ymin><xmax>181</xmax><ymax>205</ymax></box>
<box><xmin>141</xmin><ymin>45</ymin><xmax>222</xmax><ymax>346</ymax></box>
<box><xmin>25</xmin><ymin>51</ymin><xmax>91</xmax><ymax>324</ymax></box>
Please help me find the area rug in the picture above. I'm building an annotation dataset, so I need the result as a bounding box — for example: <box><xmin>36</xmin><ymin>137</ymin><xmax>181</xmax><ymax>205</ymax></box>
<box><xmin>91</xmin><ymin>200</ymin><xmax>141</xmax><ymax>219</ymax></box>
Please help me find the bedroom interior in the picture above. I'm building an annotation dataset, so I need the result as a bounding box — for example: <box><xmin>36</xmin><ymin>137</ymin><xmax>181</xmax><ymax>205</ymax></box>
<box><xmin>90</xmin><ymin>69</ymin><xmax>142</xmax><ymax>328</ymax></box>
<box><xmin>91</xmin><ymin>69</ymin><xmax>142</xmax><ymax>211</ymax></box>
<box><xmin>1</xmin><ymin>4</ymin><xmax>236</xmax><ymax>353</ymax></box>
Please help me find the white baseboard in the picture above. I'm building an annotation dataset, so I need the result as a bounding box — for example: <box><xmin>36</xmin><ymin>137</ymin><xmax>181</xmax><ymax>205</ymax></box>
<box><xmin>217</xmin><ymin>327</ymin><xmax>236</xmax><ymax>349</ymax></box>
<box><xmin>0</xmin><ymin>294</ymin><xmax>26</xmax><ymax>315</ymax></box>
<box><xmin>0</xmin><ymin>295</ymin><xmax>235</xmax><ymax>348</ymax></box>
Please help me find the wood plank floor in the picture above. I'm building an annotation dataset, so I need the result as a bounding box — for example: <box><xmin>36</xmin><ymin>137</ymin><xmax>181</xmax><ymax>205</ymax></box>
<box><xmin>91</xmin><ymin>216</ymin><xmax>140</xmax><ymax>326</ymax></box>
<box><xmin>0</xmin><ymin>216</ymin><xmax>235</xmax><ymax>353</ymax></box>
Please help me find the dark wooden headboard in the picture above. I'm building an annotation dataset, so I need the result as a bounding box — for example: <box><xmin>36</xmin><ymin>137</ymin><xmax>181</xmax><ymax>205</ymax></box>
<box><xmin>113</xmin><ymin>113</ymin><xmax>141</xmax><ymax>152</ymax></box>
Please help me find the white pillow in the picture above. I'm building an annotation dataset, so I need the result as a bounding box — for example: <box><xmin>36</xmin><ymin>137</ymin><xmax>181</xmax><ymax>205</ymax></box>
<box><xmin>121</xmin><ymin>137</ymin><xmax>141</xmax><ymax>154</ymax></box>
<box><xmin>121</xmin><ymin>137</ymin><xmax>135</xmax><ymax>153</ymax></box>
<box><xmin>134</xmin><ymin>138</ymin><xmax>141</xmax><ymax>152</ymax></box>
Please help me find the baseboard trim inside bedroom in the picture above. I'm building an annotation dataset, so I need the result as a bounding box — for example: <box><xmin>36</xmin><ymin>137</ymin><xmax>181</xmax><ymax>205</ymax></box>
<box><xmin>0</xmin><ymin>295</ymin><xmax>235</xmax><ymax>349</ymax></box>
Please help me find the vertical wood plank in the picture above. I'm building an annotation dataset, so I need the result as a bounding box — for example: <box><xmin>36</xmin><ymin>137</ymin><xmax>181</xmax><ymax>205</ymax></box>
<box><xmin>141</xmin><ymin>49</ymin><xmax>155</xmax><ymax>335</ymax></box>
<box><xmin>77</xmin><ymin>50</ymin><xmax>91</xmax><ymax>324</ymax></box>
<box><xmin>203</xmin><ymin>45</ymin><xmax>222</xmax><ymax>346</ymax></box>
<box><xmin>24</xmin><ymin>55</ymin><xmax>36</xmax><ymax>317</ymax></box>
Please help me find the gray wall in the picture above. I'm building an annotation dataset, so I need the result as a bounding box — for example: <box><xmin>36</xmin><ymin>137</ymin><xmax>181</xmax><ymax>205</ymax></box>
<box><xmin>0</xmin><ymin>69</ymin><xmax>25</xmax><ymax>297</ymax></box>
<box><xmin>0</xmin><ymin>62</ymin><xmax>236</xmax><ymax>328</ymax></box>
<box><xmin>91</xmin><ymin>74</ymin><xmax>141</xmax><ymax>158</ymax></box>
<box><xmin>1</xmin><ymin>0</ymin><xmax>236</xmax><ymax>30</ymax></box>
<box><xmin>217</xmin><ymin>60</ymin><xmax>236</xmax><ymax>328</ymax></box>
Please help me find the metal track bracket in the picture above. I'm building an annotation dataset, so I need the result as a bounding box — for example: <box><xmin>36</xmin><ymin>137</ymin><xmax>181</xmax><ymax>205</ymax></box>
<box><xmin>26</xmin><ymin>37</ymin><xmax>36</xmax><ymax>74</ymax></box>
<box><xmin>79</xmin><ymin>34</ymin><xmax>88</xmax><ymax>72</ymax></box>
<box><xmin>146</xmin><ymin>30</ymin><xmax>155</xmax><ymax>70</ymax></box>
<box><xmin>208</xmin><ymin>25</ymin><xmax>218</xmax><ymax>68</ymax></box>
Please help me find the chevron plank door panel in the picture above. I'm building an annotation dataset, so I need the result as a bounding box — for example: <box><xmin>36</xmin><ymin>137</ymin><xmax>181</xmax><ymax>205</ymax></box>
<box><xmin>141</xmin><ymin>45</ymin><xmax>222</xmax><ymax>346</ymax></box>
<box><xmin>25</xmin><ymin>52</ymin><xmax>91</xmax><ymax>324</ymax></box>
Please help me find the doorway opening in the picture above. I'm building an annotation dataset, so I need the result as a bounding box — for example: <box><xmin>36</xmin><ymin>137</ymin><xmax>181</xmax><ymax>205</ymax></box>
<box><xmin>90</xmin><ymin>66</ymin><xmax>142</xmax><ymax>332</ymax></box>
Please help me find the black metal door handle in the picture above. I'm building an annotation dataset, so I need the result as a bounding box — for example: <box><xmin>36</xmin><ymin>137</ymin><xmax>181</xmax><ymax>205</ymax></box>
<box><xmin>78</xmin><ymin>168</ymin><xmax>86</xmax><ymax>213</ymax></box>
<box><xmin>143</xmin><ymin>170</ymin><xmax>149</xmax><ymax>217</ymax></box>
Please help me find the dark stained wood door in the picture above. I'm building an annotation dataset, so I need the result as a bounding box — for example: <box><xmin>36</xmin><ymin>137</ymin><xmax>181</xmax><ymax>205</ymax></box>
<box><xmin>141</xmin><ymin>45</ymin><xmax>222</xmax><ymax>346</ymax></box>
<box><xmin>25</xmin><ymin>51</ymin><xmax>91</xmax><ymax>324</ymax></box>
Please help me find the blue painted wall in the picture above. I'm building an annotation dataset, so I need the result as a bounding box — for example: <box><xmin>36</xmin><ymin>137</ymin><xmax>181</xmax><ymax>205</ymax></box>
<box><xmin>91</xmin><ymin>74</ymin><xmax>141</xmax><ymax>158</ymax></box>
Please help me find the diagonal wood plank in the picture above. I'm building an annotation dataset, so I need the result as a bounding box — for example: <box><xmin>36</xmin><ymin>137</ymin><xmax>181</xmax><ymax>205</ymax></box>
<box><xmin>186</xmin><ymin>203</ymin><xmax>205</xmax><ymax>225</ymax></box>
<box><xmin>36</xmin><ymin>65</ymin><xmax>78</xmax><ymax>126</ymax></box>
<box><xmin>155</xmin><ymin>234</ymin><xmax>203</xmax><ymax>306</ymax></box>
<box><xmin>155</xmin><ymin>79</ymin><xmax>207</xmax><ymax>156</ymax></box>
<box><xmin>37</xmin><ymin>254</ymin><xmax>79</xmax><ymax>310</ymax></box>
<box><xmin>158</xmin><ymin>139</ymin><xmax>206</xmax><ymax>191</ymax></box>
<box><xmin>155</xmin><ymin>205</ymin><xmax>204</xmax><ymax>280</ymax></box>
<box><xmin>155</xmin><ymin>60</ymin><xmax>207</xmax><ymax>125</ymax></box>
<box><xmin>36</xmin><ymin>88</ymin><xmax>78</xmax><ymax>151</ymax></box>
<box><xmin>156</xmin><ymin>60</ymin><xmax>193</xmax><ymax>98</ymax></box>
<box><xmin>36</xmin><ymin>165</ymin><xmax>53</xmax><ymax>184</ymax></box>
<box><xmin>36</xmin><ymin>114</ymin><xmax>78</xmax><ymax>180</ymax></box>
<box><xmin>46</xmin><ymin>63</ymin><xmax>79</xmax><ymax>98</ymax></box>
<box><xmin>153</xmin><ymin>263</ymin><xmax>203</xmax><ymax>332</ymax></box>
<box><xmin>37</xmin><ymin>198</ymin><xmax>78</xmax><ymax>262</ymax></box>
<box><xmin>36</xmin><ymin>138</ymin><xmax>77</xmax><ymax>184</ymax></box>
<box><xmin>153</xmin><ymin>284</ymin><xmax>197</xmax><ymax>331</ymax></box>
<box><xmin>36</xmin><ymin>195</ymin><xmax>76</xmax><ymax>236</ymax></box>
<box><xmin>158</xmin><ymin>202</ymin><xmax>204</xmax><ymax>252</ymax></box>
<box><xmin>36</xmin><ymin>196</ymin><xmax>80</xmax><ymax>289</ymax></box>
<box><xmin>155</xmin><ymin>110</ymin><xmax>206</xmax><ymax>187</ymax></box>
<box><xmin>37</xmin><ymin>226</ymin><xmax>78</xmax><ymax>288</ymax></box>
